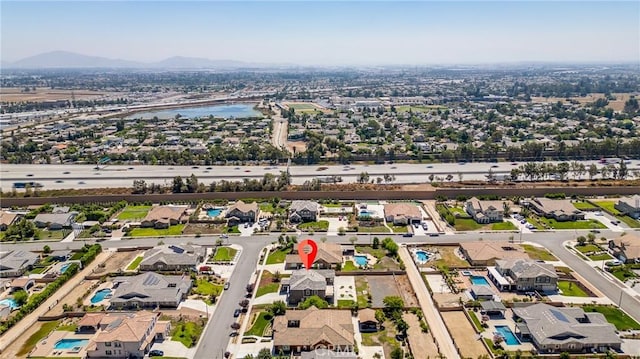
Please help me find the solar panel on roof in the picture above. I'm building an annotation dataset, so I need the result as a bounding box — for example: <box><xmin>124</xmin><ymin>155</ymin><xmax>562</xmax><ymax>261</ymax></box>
<box><xmin>550</xmin><ymin>309</ymin><xmax>570</xmax><ymax>323</ymax></box>
<box><xmin>143</xmin><ymin>274</ymin><xmax>160</xmax><ymax>286</ymax></box>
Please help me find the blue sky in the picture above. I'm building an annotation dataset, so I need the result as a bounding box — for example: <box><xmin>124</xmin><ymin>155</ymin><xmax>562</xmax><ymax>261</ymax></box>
<box><xmin>2</xmin><ymin>1</ymin><xmax>638</xmax><ymax>65</ymax></box>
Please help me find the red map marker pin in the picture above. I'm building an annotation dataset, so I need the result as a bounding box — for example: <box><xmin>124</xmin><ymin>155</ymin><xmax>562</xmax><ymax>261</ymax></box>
<box><xmin>298</xmin><ymin>239</ymin><xmax>318</xmax><ymax>270</ymax></box>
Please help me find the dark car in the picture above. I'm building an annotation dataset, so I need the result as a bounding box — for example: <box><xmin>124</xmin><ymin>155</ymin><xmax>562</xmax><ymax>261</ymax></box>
<box><xmin>429</xmin><ymin>233</ymin><xmax>440</xmax><ymax>237</ymax></box>
<box><xmin>149</xmin><ymin>350</ymin><xmax>164</xmax><ymax>357</ymax></box>
<box><xmin>234</xmin><ymin>309</ymin><xmax>241</xmax><ymax>317</ymax></box>
<box><xmin>402</xmin><ymin>233</ymin><xmax>414</xmax><ymax>237</ymax></box>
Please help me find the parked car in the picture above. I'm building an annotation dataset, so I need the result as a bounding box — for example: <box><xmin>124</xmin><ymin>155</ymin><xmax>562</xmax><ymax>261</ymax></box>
<box><xmin>402</xmin><ymin>233</ymin><xmax>414</xmax><ymax>237</ymax></box>
<box><xmin>233</xmin><ymin>309</ymin><xmax>241</xmax><ymax>317</ymax></box>
<box><xmin>149</xmin><ymin>350</ymin><xmax>164</xmax><ymax>357</ymax></box>
<box><xmin>421</xmin><ymin>223</ymin><xmax>428</xmax><ymax>230</ymax></box>
<box><xmin>224</xmin><ymin>282</ymin><xmax>230</xmax><ymax>290</ymax></box>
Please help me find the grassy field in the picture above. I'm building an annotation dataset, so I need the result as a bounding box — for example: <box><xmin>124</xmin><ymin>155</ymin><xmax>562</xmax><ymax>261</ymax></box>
<box><xmin>355</xmin><ymin>276</ymin><xmax>371</xmax><ymax>308</ymax></box>
<box><xmin>617</xmin><ymin>215</ymin><xmax>640</xmax><ymax>228</ymax></box>
<box><xmin>259</xmin><ymin>203</ymin><xmax>285</xmax><ymax>215</ymax></box>
<box><xmin>117</xmin><ymin>205</ymin><xmax>152</xmax><ymax>220</ymax></box>
<box><xmin>126</xmin><ymin>256</ymin><xmax>143</xmax><ymax>270</ymax></box>
<box><xmin>298</xmin><ymin>220</ymin><xmax>329</xmax><ymax>232</ymax></box>
<box><xmin>192</xmin><ymin>278</ymin><xmax>223</xmax><ymax>297</ymax></box>
<box><xmin>212</xmin><ymin>247</ymin><xmax>238</xmax><ymax>261</ymax></box>
<box><xmin>582</xmin><ymin>305</ymin><xmax>640</xmax><ymax>330</ymax></box>
<box><xmin>558</xmin><ymin>281</ymin><xmax>589</xmax><ymax>297</ymax></box>
<box><xmin>17</xmin><ymin>320</ymin><xmax>60</xmax><ymax>356</ymax></box>
<box><xmin>575</xmin><ymin>244</ymin><xmax>603</xmax><ymax>253</ymax></box>
<box><xmin>266</xmin><ymin>248</ymin><xmax>290</xmax><ymax>264</ymax></box>
<box><xmin>588</xmin><ymin>253</ymin><xmax>613</xmax><ymax>261</ymax></box>
<box><xmin>593</xmin><ymin>201</ymin><xmax>621</xmax><ymax>215</ymax></box>
<box><xmin>128</xmin><ymin>224</ymin><xmax>184</xmax><ymax>237</ymax></box>
<box><xmin>538</xmin><ymin>217</ymin><xmax>606</xmax><ymax>229</ymax></box>
<box><xmin>342</xmin><ymin>260</ymin><xmax>359</xmax><ymax>272</ymax></box>
<box><xmin>390</xmin><ymin>225</ymin><xmax>408</xmax><ymax>233</ymax></box>
<box><xmin>573</xmin><ymin>202</ymin><xmax>598</xmax><ymax>210</ymax></box>
<box><xmin>454</xmin><ymin>218</ymin><xmax>483</xmax><ymax>231</ymax></box>
<box><xmin>337</xmin><ymin>299</ymin><xmax>356</xmax><ymax>309</ymax></box>
<box><xmin>245</xmin><ymin>311</ymin><xmax>272</xmax><ymax>337</ymax></box>
<box><xmin>521</xmin><ymin>244</ymin><xmax>558</xmax><ymax>261</ymax></box>
<box><xmin>608</xmin><ymin>266</ymin><xmax>639</xmax><ymax>282</ymax></box>
<box><xmin>356</xmin><ymin>245</ymin><xmax>387</xmax><ymax>259</ymax></box>
<box><xmin>256</xmin><ymin>270</ymin><xmax>280</xmax><ymax>297</ymax></box>
<box><xmin>35</xmin><ymin>229</ymin><xmax>67</xmax><ymax>240</ymax></box>
<box><xmin>171</xmin><ymin>321</ymin><xmax>204</xmax><ymax>348</ymax></box>
<box><xmin>491</xmin><ymin>221</ymin><xmax>517</xmax><ymax>230</ymax></box>
<box><xmin>357</xmin><ymin>226</ymin><xmax>391</xmax><ymax>233</ymax></box>
<box><xmin>430</xmin><ymin>246</ymin><xmax>471</xmax><ymax>267</ymax></box>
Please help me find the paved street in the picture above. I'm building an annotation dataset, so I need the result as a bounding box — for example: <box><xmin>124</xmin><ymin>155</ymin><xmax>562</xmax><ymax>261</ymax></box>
<box><xmin>2</xmin><ymin>228</ymin><xmax>640</xmax><ymax>357</ymax></box>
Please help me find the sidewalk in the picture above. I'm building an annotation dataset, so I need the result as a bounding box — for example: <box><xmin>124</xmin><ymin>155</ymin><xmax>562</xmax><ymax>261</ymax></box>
<box><xmin>0</xmin><ymin>250</ymin><xmax>112</xmax><ymax>354</ymax></box>
<box><xmin>398</xmin><ymin>247</ymin><xmax>459</xmax><ymax>359</ymax></box>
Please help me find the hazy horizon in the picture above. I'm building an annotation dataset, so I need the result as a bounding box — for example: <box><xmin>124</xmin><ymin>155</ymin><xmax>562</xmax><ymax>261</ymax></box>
<box><xmin>2</xmin><ymin>1</ymin><xmax>639</xmax><ymax>66</ymax></box>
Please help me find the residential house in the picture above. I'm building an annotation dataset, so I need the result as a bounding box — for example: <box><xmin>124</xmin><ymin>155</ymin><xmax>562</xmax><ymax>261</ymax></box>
<box><xmin>492</xmin><ymin>259</ymin><xmax>558</xmax><ymax>292</ymax></box>
<box><xmin>84</xmin><ymin>311</ymin><xmax>170</xmax><ymax>359</ymax></box>
<box><xmin>512</xmin><ymin>303</ymin><xmax>621</xmax><ymax>353</ymax></box>
<box><xmin>33</xmin><ymin>212</ymin><xmax>76</xmax><ymax>229</ymax></box>
<box><xmin>0</xmin><ymin>250</ymin><xmax>39</xmax><ymax>277</ymax></box>
<box><xmin>383</xmin><ymin>203</ymin><xmax>422</xmax><ymax>225</ymax></box>
<box><xmin>289</xmin><ymin>201</ymin><xmax>320</xmax><ymax>223</ymax></box>
<box><xmin>459</xmin><ymin>242</ymin><xmax>529</xmax><ymax>266</ymax></box>
<box><xmin>140</xmin><ymin>206</ymin><xmax>187</xmax><ymax>229</ymax></box>
<box><xmin>615</xmin><ymin>195</ymin><xmax>640</xmax><ymax>219</ymax></box>
<box><xmin>608</xmin><ymin>233</ymin><xmax>640</xmax><ymax>264</ymax></box>
<box><xmin>358</xmin><ymin>308</ymin><xmax>379</xmax><ymax>332</ymax></box>
<box><xmin>273</xmin><ymin>307</ymin><xmax>354</xmax><ymax>355</ymax></box>
<box><xmin>465</xmin><ymin>197</ymin><xmax>504</xmax><ymax>224</ymax></box>
<box><xmin>282</xmin><ymin>269</ymin><xmax>334</xmax><ymax>305</ymax></box>
<box><xmin>139</xmin><ymin>244</ymin><xmax>205</xmax><ymax>272</ymax></box>
<box><xmin>109</xmin><ymin>272</ymin><xmax>192</xmax><ymax>309</ymax></box>
<box><xmin>0</xmin><ymin>211</ymin><xmax>18</xmax><ymax>231</ymax></box>
<box><xmin>525</xmin><ymin>198</ymin><xmax>585</xmax><ymax>222</ymax></box>
<box><xmin>226</xmin><ymin>200</ymin><xmax>259</xmax><ymax>224</ymax></box>
<box><xmin>286</xmin><ymin>243</ymin><xmax>343</xmax><ymax>270</ymax></box>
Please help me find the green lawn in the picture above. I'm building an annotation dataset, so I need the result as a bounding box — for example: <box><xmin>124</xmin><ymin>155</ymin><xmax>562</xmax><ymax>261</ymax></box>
<box><xmin>575</xmin><ymin>244</ymin><xmax>603</xmax><ymax>254</ymax></box>
<box><xmin>244</xmin><ymin>311</ymin><xmax>272</xmax><ymax>337</ymax></box>
<box><xmin>126</xmin><ymin>256</ymin><xmax>143</xmax><ymax>270</ymax></box>
<box><xmin>224</xmin><ymin>225</ymin><xmax>241</xmax><ymax>234</ymax></box>
<box><xmin>390</xmin><ymin>225</ymin><xmax>408</xmax><ymax>233</ymax></box>
<box><xmin>522</xmin><ymin>244</ymin><xmax>558</xmax><ymax>261</ymax></box>
<box><xmin>573</xmin><ymin>202</ymin><xmax>598</xmax><ymax>210</ymax></box>
<box><xmin>617</xmin><ymin>215</ymin><xmax>640</xmax><ymax>228</ymax></box>
<box><xmin>491</xmin><ymin>221</ymin><xmax>517</xmax><ymax>230</ymax></box>
<box><xmin>298</xmin><ymin>220</ymin><xmax>329</xmax><ymax>232</ymax></box>
<box><xmin>259</xmin><ymin>203</ymin><xmax>285</xmax><ymax>215</ymax></box>
<box><xmin>356</xmin><ymin>246</ymin><xmax>387</xmax><ymax>260</ymax></box>
<box><xmin>357</xmin><ymin>226</ymin><xmax>391</xmax><ymax>233</ymax></box>
<box><xmin>266</xmin><ymin>248</ymin><xmax>290</xmax><ymax>264</ymax></box>
<box><xmin>588</xmin><ymin>253</ymin><xmax>613</xmax><ymax>261</ymax></box>
<box><xmin>17</xmin><ymin>320</ymin><xmax>60</xmax><ymax>356</ymax></box>
<box><xmin>57</xmin><ymin>323</ymin><xmax>78</xmax><ymax>332</ymax></box>
<box><xmin>35</xmin><ymin>229</ymin><xmax>67</xmax><ymax>240</ymax></box>
<box><xmin>454</xmin><ymin>218</ymin><xmax>483</xmax><ymax>231</ymax></box>
<box><xmin>355</xmin><ymin>277</ymin><xmax>370</xmax><ymax>308</ymax></box>
<box><xmin>558</xmin><ymin>281</ymin><xmax>589</xmax><ymax>297</ymax></box>
<box><xmin>609</xmin><ymin>266</ymin><xmax>639</xmax><ymax>282</ymax></box>
<box><xmin>593</xmin><ymin>201</ymin><xmax>621</xmax><ymax>215</ymax></box>
<box><xmin>342</xmin><ymin>260</ymin><xmax>359</xmax><ymax>272</ymax></box>
<box><xmin>29</xmin><ymin>266</ymin><xmax>48</xmax><ymax>274</ymax></box>
<box><xmin>337</xmin><ymin>300</ymin><xmax>355</xmax><ymax>309</ymax></box>
<box><xmin>192</xmin><ymin>279</ymin><xmax>223</xmax><ymax>297</ymax></box>
<box><xmin>171</xmin><ymin>321</ymin><xmax>204</xmax><ymax>348</ymax></box>
<box><xmin>256</xmin><ymin>282</ymin><xmax>279</xmax><ymax>298</ymax></box>
<box><xmin>117</xmin><ymin>205</ymin><xmax>152</xmax><ymax>220</ymax></box>
<box><xmin>467</xmin><ymin>310</ymin><xmax>484</xmax><ymax>332</ymax></box>
<box><xmin>212</xmin><ymin>247</ymin><xmax>238</xmax><ymax>261</ymax></box>
<box><xmin>582</xmin><ymin>305</ymin><xmax>640</xmax><ymax>330</ymax></box>
<box><xmin>128</xmin><ymin>224</ymin><xmax>184</xmax><ymax>237</ymax></box>
<box><xmin>538</xmin><ymin>217</ymin><xmax>606</xmax><ymax>229</ymax></box>
<box><xmin>449</xmin><ymin>206</ymin><xmax>467</xmax><ymax>216</ymax></box>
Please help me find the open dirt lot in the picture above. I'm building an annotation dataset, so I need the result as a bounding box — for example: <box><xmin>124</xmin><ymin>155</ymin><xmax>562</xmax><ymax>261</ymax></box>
<box><xmin>93</xmin><ymin>250</ymin><xmax>141</xmax><ymax>275</ymax></box>
<box><xmin>441</xmin><ymin>311</ymin><xmax>489</xmax><ymax>358</ymax></box>
<box><xmin>45</xmin><ymin>279</ymin><xmax>98</xmax><ymax>316</ymax></box>
<box><xmin>367</xmin><ymin>275</ymin><xmax>418</xmax><ymax>308</ymax></box>
<box><xmin>0</xmin><ymin>87</ymin><xmax>113</xmax><ymax>102</ymax></box>
<box><xmin>286</xmin><ymin>141</ymin><xmax>307</xmax><ymax>153</ymax></box>
<box><xmin>530</xmin><ymin>93</ymin><xmax>631</xmax><ymax>112</ymax></box>
<box><xmin>403</xmin><ymin>313</ymin><xmax>438</xmax><ymax>357</ymax></box>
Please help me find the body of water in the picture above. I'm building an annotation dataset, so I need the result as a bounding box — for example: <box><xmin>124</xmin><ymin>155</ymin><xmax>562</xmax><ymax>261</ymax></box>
<box><xmin>126</xmin><ymin>104</ymin><xmax>262</xmax><ymax>119</ymax></box>
<box><xmin>54</xmin><ymin>339</ymin><xmax>90</xmax><ymax>350</ymax></box>
<box><xmin>90</xmin><ymin>288</ymin><xmax>112</xmax><ymax>304</ymax></box>
<box><xmin>495</xmin><ymin>325</ymin><xmax>520</xmax><ymax>345</ymax></box>
<box><xmin>471</xmin><ymin>276</ymin><xmax>490</xmax><ymax>286</ymax></box>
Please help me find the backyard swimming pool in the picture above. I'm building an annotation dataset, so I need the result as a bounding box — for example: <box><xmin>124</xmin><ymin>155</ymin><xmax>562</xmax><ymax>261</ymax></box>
<box><xmin>415</xmin><ymin>251</ymin><xmax>429</xmax><ymax>262</ymax></box>
<box><xmin>60</xmin><ymin>263</ymin><xmax>72</xmax><ymax>273</ymax></box>
<box><xmin>207</xmin><ymin>208</ymin><xmax>222</xmax><ymax>217</ymax></box>
<box><xmin>495</xmin><ymin>325</ymin><xmax>520</xmax><ymax>345</ymax></box>
<box><xmin>470</xmin><ymin>276</ymin><xmax>490</xmax><ymax>286</ymax></box>
<box><xmin>90</xmin><ymin>289</ymin><xmax>112</xmax><ymax>304</ymax></box>
<box><xmin>54</xmin><ymin>339</ymin><xmax>89</xmax><ymax>350</ymax></box>
<box><xmin>359</xmin><ymin>210</ymin><xmax>372</xmax><ymax>217</ymax></box>
<box><xmin>0</xmin><ymin>298</ymin><xmax>18</xmax><ymax>310</ymax></box>
<box><xmin>354</xmin><ymin>255</ymin><xmax>369</xmax><ymax>267</ymax></box>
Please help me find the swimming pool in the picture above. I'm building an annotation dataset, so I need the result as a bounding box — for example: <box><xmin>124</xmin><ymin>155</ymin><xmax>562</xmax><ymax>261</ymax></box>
<box><xmin>359</xmin><ymin>210</ymin><xmax>372</xmax><ymax>217</ymax></box>
<box><xmin>354</xmin><ymin>255</ymin><xmax>369</xmax><ymax>267</ymax></box>
<box><xmin>60</xmin><ymin>263</ymin><xmax>72</xmax><ymax>273</ymax></box>
<box><xmin>207</xmin><ymin>208</ymin><xmax>222</xmax><ymax>217</ymax></box>
<box><xmin>90</xmin><ymin>288</ymin><xmax>112</xmax><ymax>304</ymax></box>
<box><xmin>0</xmin><ymin>298</ymin><xmax>18</xmax><ymax>310</ymax></box>
<box><xmin>54</xmin><ymin>339</ymin><xmax>89</xmax><ymax>350</ymax></box>
<box><xmin>495</xmin><ymin>325</ymin><xmax>520</xmax><ymax>345</ymax></box>
<box><xmin>415</xmin><ymin>251</ymin><xmax>429</xmax><ymax>262</ymax></box>
<box><xmin>470</xmin><ymin>276</ymin><xmax>490</xmax><ymax>286</ymax></box>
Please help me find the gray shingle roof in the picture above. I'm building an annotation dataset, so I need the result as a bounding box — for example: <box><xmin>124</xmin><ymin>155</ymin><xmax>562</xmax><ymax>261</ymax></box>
<box><xmin>289</xmin><ymin>269</ymin><xmax>333</xmax><ymax>291</ymax></box>
<box><xmin>110</xmin><ymin>272</ymin><xmax>191</xmax><ymax>306</ymax></box>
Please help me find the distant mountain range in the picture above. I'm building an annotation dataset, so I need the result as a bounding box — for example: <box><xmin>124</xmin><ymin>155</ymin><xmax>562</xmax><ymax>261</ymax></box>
<box><xmin>2</xmin><ymin>51</ymin><xmax>263</xmax><ymax>69</ymax></box>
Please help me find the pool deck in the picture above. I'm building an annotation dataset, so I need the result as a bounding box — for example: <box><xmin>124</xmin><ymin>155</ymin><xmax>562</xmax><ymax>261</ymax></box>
<box><xmin>30</xmin><ymin>330</ymin><xmax>93</xmax><ymax>358</ymax></box>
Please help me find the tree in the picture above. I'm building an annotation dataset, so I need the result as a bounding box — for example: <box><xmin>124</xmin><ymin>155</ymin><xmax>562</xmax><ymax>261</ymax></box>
<box><xmin>390</xmin><ymin>348</ymin><xmax>403</xmax><ymax>359</ymax></box>
<box><xmin>358</xmin><ymin>172</ymin><xmax>370</xmax><ymax>184</ymax></box>
<box><xmin>383</xmin><ymin>296</ymin><xmax>404</xmax><ymax>319</ymax></box>
<box><xmin>588</xmin><ymin>164</ymin><xmax>598</xmax><ymax>180</ymax></box>
<box><xmin>559</xmin><ymin>352</ymin><xmax>570</xmax><ymax>359</ymax></box>
<box><xmin>349</xmin><ymin>236</ymin><xmax>358</xmax><ymax>245</ymax></box>
<box><xmin>230</xmin><ymin>322</ymin><xmax>241</xmax><ymax>333</ymax></box>
<box><xmin>375</xmin><ymin>309</ymin><xmax>386</xmax><ymax>326</ymax></box>
<box><xmin>587</xmin><ymin>232</ymin><xmax>596</xmax><ymax>244</ymax></box>
<box><xmin>186</xmin><ymin>174</ymin><xmax>199</xmax><ymax>193</ymax></box>
<box><xmin>299</xmin><ymin>295</ymin><xmax>329</xmax><ymax>309</ymax></box>
<box><xmin>273</xmin><ymin>270</ymin><xmax>282</xmax><ymax>282</ymax></box>
<box><xmin>372</xmin><ymin>237</ymin><xmax>380</xmax><ymax>249</ymax></box>
<box><xmin>13</xmin><ymin>289</ymin><xmax>28</xmax><ymax>306</ymax></box>
<box><xmin>256</xmin><ymin>348</ymin><xmax>272</xmax><ymax>359</ymax></box>
<box><xmin>395</xmin><ymin>318</ymin><xmax>409</xmax><ymax>335</ymax></box>
<box><xmin>43</xmin><ymin>245</ymin><xmax>51</xmax><ymax>254</ymax></box>
<box><xmin>268</xmin><ymin>300</ymin><xmax>287</xmax><ymax>316</ymax></box>
<box><xmin>239</xmin><ymin>299</ymin><xmax>250</xmax><ymax>309</ymax></box>
<box><xmin>132</xmin><ymin>179</ymin><xmax>147</xmax><ymax>194</ymax></box>
<box><xmin>172</xmin><ymin>176</ymin><xmax>184</xmax><ymax>193</ymax></box>
<box><xmin>618</xmin><ymin>160</ymin><xmax>628</xmax><ymax>180</ymax></box>
<box><xmin>576</xmin><ymin>236</ymin><xmax>587</xmax><ymax>246</ymax></box>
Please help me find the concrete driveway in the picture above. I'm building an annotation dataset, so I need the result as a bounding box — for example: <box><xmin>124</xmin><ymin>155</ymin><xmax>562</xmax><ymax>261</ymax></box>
<box><xmin>584</xmin><ymin>212</ymin><xmax>624</xmax><ymax>232</ymax></box>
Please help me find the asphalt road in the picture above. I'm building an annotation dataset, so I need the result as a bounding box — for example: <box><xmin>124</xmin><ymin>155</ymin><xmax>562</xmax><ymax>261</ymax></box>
<box><xmin>2</xmin><ymin>229</ymin><xmax>640</xmax><ymax>355</ymax></box>
<box><xmin>5</xmin><ymin>160</ymin><xmax>640</xmax><ymax>190</ymax></box>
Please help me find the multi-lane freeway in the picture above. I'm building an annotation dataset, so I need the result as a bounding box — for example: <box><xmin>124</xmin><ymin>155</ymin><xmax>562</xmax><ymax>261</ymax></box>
<box><xmin>4</xmin><ymin>160</ymin><xmax>640</xmax><ymax>190</ymax></box>
<box><xmin>2</xmin><ymin>229</ymin><xmax>639</xmax><ymax>357</ymax></box>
